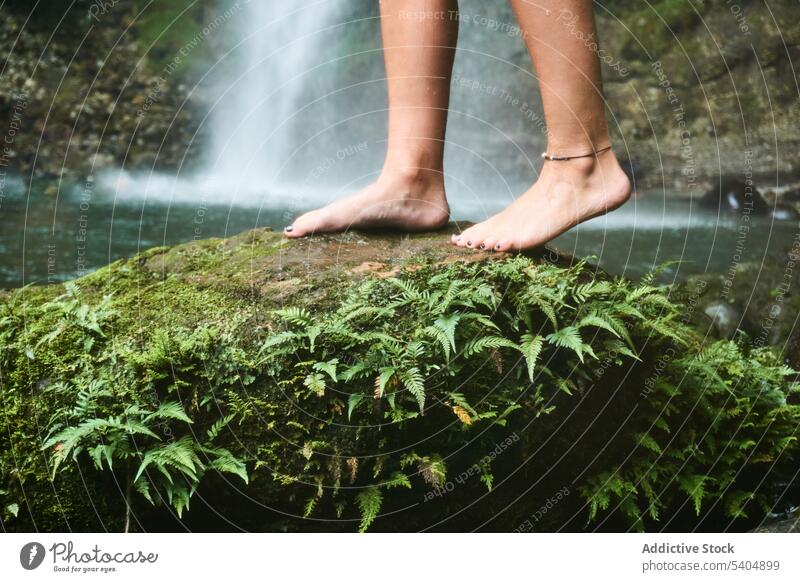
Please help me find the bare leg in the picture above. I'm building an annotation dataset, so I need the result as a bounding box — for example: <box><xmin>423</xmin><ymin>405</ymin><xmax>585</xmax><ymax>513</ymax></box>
<box><xmin>453</xmin><ymin>0</ymin><xmax>631</xmax><ymax>251</ymax></box>
<box><xmin>286</xmin><ymin>0</ymin><xmax>458</xmax><ymax>238</ymax></box>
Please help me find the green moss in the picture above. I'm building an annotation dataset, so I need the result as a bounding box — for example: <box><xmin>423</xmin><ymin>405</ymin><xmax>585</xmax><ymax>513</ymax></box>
<box><xmin>1</xmin><ymin>230</ymin><xmax>797</xmax><ymax>532</ymax></box>
<box><xmin>611</xmin><ymin>0</ymin><xmax>713</xmax><ymax>62</ymax></box>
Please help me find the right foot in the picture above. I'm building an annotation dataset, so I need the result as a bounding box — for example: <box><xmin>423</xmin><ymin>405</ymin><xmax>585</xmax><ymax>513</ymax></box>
<box><xmin>284</xmin><ymin>169</ymin><xmax>449</xmax><ymax>238</ymax></box>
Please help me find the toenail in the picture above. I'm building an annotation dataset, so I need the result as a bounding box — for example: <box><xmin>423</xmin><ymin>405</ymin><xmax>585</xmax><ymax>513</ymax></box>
<box><xmin>284</xmin><ymin>226</ymin><xmax>293</xmax><ymax>232</ymax></box>
<box><xmin>479</xmin><ymin>243</ymin><xmax>485</xmax><ymax>249</ymax></box>
<box><xmin>467</xmin><ymin>241</ymin><xmax>472</xmax><ymax>246</ymax></box>
<box><xmin>495</xmin><ymin>244</ymin><xmax>501</xmax><ymax>250</ymax></box>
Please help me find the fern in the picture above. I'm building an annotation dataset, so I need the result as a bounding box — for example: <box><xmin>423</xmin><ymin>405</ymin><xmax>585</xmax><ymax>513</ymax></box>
<box><xmin>677</xmin><ymin>474</ymin><xmax>712</xmax><ymax>515</ymax></box>
<box><xmin>546</xmin><ymin>326</ymin><xmax>587</xmax><ymax>362</ymax></box>
<box><xmin>400</xmin><ymin>368</ymin><xmax>426</xmax><ymax>411</ymax></box>
<box><xmin>12</xmin><ymin>248</ymin><xmax>797</xmax><ymax>534</ymax></box>
<box><xmin>464</xmin><ymin>335</ymin><xmax>518</xmax><ymax>357</ymax></box>
<box><xmin>355</xmin><ymin>487</ymin><xmax>383</xmax><ymax>532</ymax></box>
<box><xmin>518</xmin><ymin>334</ymin><xmax>544</xmax><ymax>381</ymax></box>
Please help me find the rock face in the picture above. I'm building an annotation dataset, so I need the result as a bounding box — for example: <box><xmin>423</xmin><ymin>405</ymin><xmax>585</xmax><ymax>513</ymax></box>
<box><xmin>1</xmin><ymin>228</ymin><xmax>798</xmax><ymax>533</ymax></box>
<box><xmin>0</xmin><ymin>6</ymin><xmax>210</xmax><ymax>179</ymax></box>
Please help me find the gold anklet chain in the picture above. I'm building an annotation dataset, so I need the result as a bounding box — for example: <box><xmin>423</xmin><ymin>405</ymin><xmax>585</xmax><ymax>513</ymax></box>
<box><xmin>542</xmin><ymin>145</ymin><xmax>612</xmax><ymax>161</ymax></box>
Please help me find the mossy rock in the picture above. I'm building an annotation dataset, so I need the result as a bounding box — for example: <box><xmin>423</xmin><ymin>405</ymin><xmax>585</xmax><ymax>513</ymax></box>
<box><xmin>680</xmin><ymin>256</ymin><xmax>800</xmax><ymax>370</ymax></box>
<box><xmin>1</xmin><ymin>227</ymin><xmax>798</xmax><ymax>532</ymax></box>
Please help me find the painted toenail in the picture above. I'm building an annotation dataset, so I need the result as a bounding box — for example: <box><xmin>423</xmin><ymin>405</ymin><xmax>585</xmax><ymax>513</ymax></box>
<box><xmin>284</xmin><ymin>226</ymin><xmax>294</xmax><ymax>232</ymax></box>
<box><xmin>495</xmin><ymin>244</ymin><xmax>501</xmax><ymax>250</ymax></box>
<box><xmin>479</xmin><ymin>243</ymin><xmax>485</xmax><ymax>249</ymax></box>
<box><xmin>467</xmin><ymin>241</ymin><xmax>472</xmax><ymax>246</ymax></box>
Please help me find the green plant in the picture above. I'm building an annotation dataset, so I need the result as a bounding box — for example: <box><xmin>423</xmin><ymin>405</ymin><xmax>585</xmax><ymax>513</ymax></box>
<box><xmin>42</xmin><ymin>388</ymin><xmax>246</xmax><ymax>530</ymax></box>
<box><xmin>253</xmin><ymin>257</ymin><xmax>798</xmax><ymax>530</ymax></box>
<box><xmin>1</xmin><ymin>243</ymin><xmax>797</xmax><ymax>532</ymax></box>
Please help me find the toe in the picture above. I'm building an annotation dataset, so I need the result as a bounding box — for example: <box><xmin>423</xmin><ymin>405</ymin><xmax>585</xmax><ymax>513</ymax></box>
<box><xmin>470</xmin><ymin>230</ymin><xmax>491</xmax><ymax>251</ymax></box>
<box><xmin>494</xmin><ymin>238</ymin><xmax>513</xmax><ymax>252</ymax></box>
<box><xmin>464</xmin><ymin>225</ymin><xmax>492</xmax><ymax>251</ymax></box>
<box><xmin>457</xmin><ymin>225</ymin><xmax>479</xmax><ymax>248</ymax></box>
<box><xmin>481</xmin><ymin>237</ymin><xmax>497</xmax><ymax>252</ymax></box>
<box><xmin>285</xmin><ymin>211</ymin><xmax>320</xmax><ymax>238</ymax></box>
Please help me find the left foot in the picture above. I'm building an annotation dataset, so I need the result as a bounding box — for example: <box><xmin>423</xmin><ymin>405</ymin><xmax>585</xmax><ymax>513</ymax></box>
<box><xmin>451</xmin><ymin>148</ymin><xmax>632</xmax><ymax>252</ymax></box>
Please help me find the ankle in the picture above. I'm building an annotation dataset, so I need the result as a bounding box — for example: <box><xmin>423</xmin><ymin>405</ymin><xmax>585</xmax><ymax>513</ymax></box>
<box><xmin>378</xmin><ymin>165</ymin><xmax>444</xmax><ymax>195</ymax></box>
<box><xmin>542</xmin><ymin>147</ymin><xmax>620</xmax><ymax>180</ymax></box>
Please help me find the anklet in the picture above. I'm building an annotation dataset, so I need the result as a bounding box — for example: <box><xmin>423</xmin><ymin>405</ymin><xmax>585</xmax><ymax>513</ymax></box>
<box><xmin>542</xmin><ymin>145</ymin><xmax>612</xmax><ymax>161</ymax></box>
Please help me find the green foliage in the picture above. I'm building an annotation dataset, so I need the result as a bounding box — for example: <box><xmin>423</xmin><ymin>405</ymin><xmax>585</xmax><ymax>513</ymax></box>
<box><xmin>0</xmin><ymin>284</ymin><xmax>249</xmax><ymax>527</ymax></box>
<box><xmin>355</xmin><ymin>488</ymin><xmax>383</xmax><ymax>533</ymax></box>
<box><xmin>581</xmin><ymin>341</ymin><xmax>800</xmax><ymax>531</ymax></box>
<box><xmin>1</xmin><ymin>250</ymin><xmax>797</xmax><ymax>532</ymax></box>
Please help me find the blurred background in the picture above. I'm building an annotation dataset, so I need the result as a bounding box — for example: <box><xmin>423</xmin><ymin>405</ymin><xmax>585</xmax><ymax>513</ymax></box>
<box><xmin>1</xmin><ymin>0</ymin><xmax>799</xmax><ymax>288</ymax></box>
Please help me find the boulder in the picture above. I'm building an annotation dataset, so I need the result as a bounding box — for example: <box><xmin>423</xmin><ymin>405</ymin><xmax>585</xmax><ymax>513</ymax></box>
<box><xmin>699</xmin><ymin>176</ymin><xmax>769</xmax><ymax>215</ymax></box>
<box><xmin>703</xmin><ymin>301</ymin><xmax>742</xmax><ymax>339</ymax></box>
<box><xmin>1</xmin><ymin>227</ymin><xmax>798</xmax><ymax>532</ymax></box>
<box><xmin>699</xmin><ymin>176</ymin><xmax>800</xmax><ymax>220</ymax></box>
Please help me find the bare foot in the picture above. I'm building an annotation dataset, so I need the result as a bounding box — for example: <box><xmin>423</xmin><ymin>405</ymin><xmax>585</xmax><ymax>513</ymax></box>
<box><xmin>284</xmin><ymin>169</ymin><xmax>449</xmax><ymax>238</ymax></box>
<box><xmin>451</xmin><ymin>148</ymin><xmax>632</xmax><ymax>252</ymax></box>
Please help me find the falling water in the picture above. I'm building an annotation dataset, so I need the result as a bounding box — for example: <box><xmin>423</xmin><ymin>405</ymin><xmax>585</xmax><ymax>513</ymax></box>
<box><xmin>18</xmin><ymin>1</ymin><xmax>799</xmax><ymax>288</ymax></box>
<box><xmin>210</xmin><ymin>0</ymin><xmax>344</xmax><ymax>191</ymax></box>
<box><xmin>106</xmin><ymin>1</ymin><xmax>547</xmax><ymax>212</ymax></box>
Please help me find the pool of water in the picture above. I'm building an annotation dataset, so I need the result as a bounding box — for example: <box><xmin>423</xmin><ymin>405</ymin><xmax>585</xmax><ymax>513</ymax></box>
<box><xmin>1</xmin><ymin>176</ymin><xmax>798</xmax><ymax>288</ymax></box>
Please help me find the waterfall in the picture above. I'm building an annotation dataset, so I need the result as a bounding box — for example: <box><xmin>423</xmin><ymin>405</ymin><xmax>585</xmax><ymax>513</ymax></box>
<box><xmin>106</xmin><ymin>1</ymin><xmax>545</xmax><ymax>214</ymax></box>
<box><xmin>210</xmin><ymin>0</ymin><xmax>344</xmax><ymax>192</ymax></box>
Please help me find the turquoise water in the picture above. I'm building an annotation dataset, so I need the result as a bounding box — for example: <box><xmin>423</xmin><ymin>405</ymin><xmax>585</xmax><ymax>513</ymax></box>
<box><xmin>1</xmin><ymin>177</ymin><xmax>798</xmax><ymax>288</ymax></box>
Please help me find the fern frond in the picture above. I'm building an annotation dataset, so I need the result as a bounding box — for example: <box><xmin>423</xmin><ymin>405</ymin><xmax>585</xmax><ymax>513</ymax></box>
<box><xmin>355</xmin><ymin>487</ymin><xmax>383</xmax><ymax>532</ymax></box>
<box><xmin>452</xmin><ymin>405</ymin><xmax>472</xmax><ymax>425</ymax></box>
<box><xmin>546</xmin><ymin>326</ymin><xmax>586</xmax><ymax>362</ymax></box>
<box><xmin>400</xmin><ymin>368</ymin><xmax>426</xmax><ymax>411</ymax></box>
<box><xmin>518</xmin><ymin>334</ymin><xmax>544</xmax><ymax>381</ymax></box>
<box><xmin>464</xmin><ymin>335</ymin><xmax>518</xmax><ymax>357</ymax></box>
